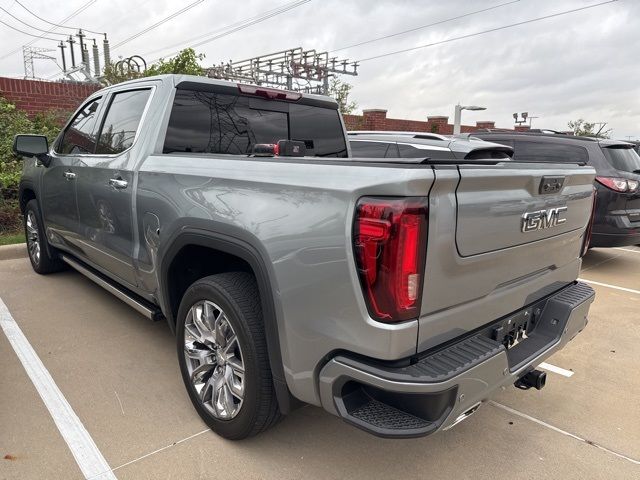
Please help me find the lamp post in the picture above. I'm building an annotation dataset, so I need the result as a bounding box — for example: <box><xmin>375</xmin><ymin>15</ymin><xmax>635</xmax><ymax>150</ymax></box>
<box><xmin>453</xmin><ymin>104</ymin><xmax>486</xmax><ymax>135</ymax></box>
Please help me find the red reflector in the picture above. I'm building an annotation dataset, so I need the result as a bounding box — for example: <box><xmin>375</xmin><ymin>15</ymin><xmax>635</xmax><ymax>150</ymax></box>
<box><xmin>353</xmin><ymin>197</ymin><xmax>428</xmax><ymax>322</ymax></box>
<box><xmin>237</xmin><ymin>84</ymin><xmax>302</xmax><ymax>101</ymax></box>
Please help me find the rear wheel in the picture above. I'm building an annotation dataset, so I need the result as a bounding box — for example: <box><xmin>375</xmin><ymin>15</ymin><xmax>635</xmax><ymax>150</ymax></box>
<box><xmin>176</xmin><ymin>272</ymin><xmax>280</xmax><ymax>439</ymax></box>
<box><xmin>24</xmin><ymin>200</ymin><xmax>65</xmax><ymax>274</ymax></box>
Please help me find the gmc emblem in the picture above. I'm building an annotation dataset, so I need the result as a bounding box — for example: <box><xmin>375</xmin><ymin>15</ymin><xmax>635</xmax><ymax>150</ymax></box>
<box><xmin>522</xmin><ymin>206</ymin><xmax>568</xmax><ymax>233</ymax></box>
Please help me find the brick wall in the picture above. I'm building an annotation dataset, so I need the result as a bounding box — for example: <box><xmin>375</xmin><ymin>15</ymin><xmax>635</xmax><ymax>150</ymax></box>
<box><xmin>0</xmin><ymin>77</ymin><xmax>100</xmax><ymax>116</ymax></box>
<box><xmin>344</xmin><ymin>109</ymin><xmax>508</xmax><ymax>134</ymax></box>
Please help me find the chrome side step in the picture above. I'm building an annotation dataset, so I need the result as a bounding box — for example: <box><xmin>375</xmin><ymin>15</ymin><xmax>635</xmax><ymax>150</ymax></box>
<box><xmin>61</xmin><ymin>255</ymin><xmax>161</xmax><ymax>321</ymax></box>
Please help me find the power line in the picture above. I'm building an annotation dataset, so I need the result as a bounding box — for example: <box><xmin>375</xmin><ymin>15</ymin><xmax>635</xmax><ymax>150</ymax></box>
<box><xmin>330</xmin><ymin>0</ymin><xmax>521</xmax><ymax>53</ymax></box>
<box><xmin>0</xmin><ymin>5</ymin><xmax>69</xmax><ymax>36</ymax></box>
<box><xmin>357</xmin><ymin>0</ymin><xmax>619</xmax><ymax>63</ymax></box>
<box><xmin>0</xmin><ymin>0</ymin><xmax>97</xmax><ymax>60</ymax></box>
<box><xmin>110</xmin><ymin>0</ymin><xmax>206</xmax><ymax>50</ymax></box>
<box><xmin>143</xmin><ymin>0</ymin><xmax>310</xmax><ymax>59</ymax></box>
<box><xmin>146</xmin><ymin>0</ymin><xmax>311</xmax><ymax>62</ymax></box>
<box><xmin>14</xmin><ymin>0</ymin><xmax>104</xmax><ymax>35</ymax></box>
<box><xmin>0</xmin><ymin>17</ymin><xmax>61</xmax><ymax>41</ymax></box>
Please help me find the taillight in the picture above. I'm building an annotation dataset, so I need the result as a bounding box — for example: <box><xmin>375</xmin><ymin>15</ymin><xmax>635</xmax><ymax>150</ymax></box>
<box><xmin>581</xmin><ymin>187</ymin><xmax>597</xmax><ymax>257</ymax></box>
<box><xmin>353</xmin><ymin>197</ymin><xmax>428</xmax><ymax>322</ymax></box>
<box><xmin>595</xmin><ymin>176</ymin><xmax>638</xmax><ymax>193</ymax></box>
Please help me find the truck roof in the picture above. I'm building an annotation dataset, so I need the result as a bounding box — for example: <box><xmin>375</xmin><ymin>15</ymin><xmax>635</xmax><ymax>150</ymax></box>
<box><xmin>98</xmin><ymin>74</ymin><xmax>339</xmax><ymax>108</ymax></box>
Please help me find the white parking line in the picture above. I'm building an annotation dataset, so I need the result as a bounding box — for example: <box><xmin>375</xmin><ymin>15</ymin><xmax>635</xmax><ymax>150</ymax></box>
<box><xmin>613</xmin><ymin>247</ymin><xmax>640</xmax><ymax>254</ymax></box>
<box><xmin>578</xmin><ymin>278</ymin><xmax>640</xmax><ymax>296</ymax></box>
<box><xmin>490</xmin><ymin>401</ymin><xmax>640</xmax><ymax>465</ymax></box>
<box><xmin>538</xmin><ymin>362</ymin><xmax>574</xmax><ymax>377</ymax></box>
<box><xmin>0</xmin><ymin>296</ymin><xmax>117</xmax><ymax>480</ymax></box>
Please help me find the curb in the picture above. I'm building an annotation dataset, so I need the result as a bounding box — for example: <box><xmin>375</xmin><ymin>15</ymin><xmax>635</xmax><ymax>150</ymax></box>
<box><xmin>0</xmin><ymin>243</ymin><xmax>28</xmax><ymax>261</ymax></box>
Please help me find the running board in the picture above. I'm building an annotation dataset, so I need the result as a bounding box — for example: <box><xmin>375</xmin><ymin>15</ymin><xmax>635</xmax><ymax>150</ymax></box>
<box><xmin>60</xmin><ymin>255</ymin><xmax>163</xmax><ymax>321</ymax></box>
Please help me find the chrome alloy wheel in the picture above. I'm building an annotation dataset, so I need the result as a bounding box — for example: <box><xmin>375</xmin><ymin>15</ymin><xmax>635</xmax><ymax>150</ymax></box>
<box><xmin>26</xmin><ymin>210</ymin><xmax>41</xmax><ymax>265</ymax></box>
<box><xmin>183</xmin><ymin>300</ymin><xmax>245</xmax><ymax>420</ymax></box>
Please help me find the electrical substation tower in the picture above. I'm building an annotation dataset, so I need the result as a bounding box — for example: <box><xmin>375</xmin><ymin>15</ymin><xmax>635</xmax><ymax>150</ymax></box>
<box><xmin>23</xmin><ymin>46</ymin><xmax>57</xmax><ymax>79</ymax></box>
<box><xmin>206</xmin><ymin>47</ymin><xmax>358</xmax><ymax>94</ymax></box>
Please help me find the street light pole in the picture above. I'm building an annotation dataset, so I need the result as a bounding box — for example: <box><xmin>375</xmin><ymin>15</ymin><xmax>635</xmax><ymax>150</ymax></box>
<box><xmin>453</xmin><ymin>104</ymin><xmax>486</xmax><ymax>135</ymax></box>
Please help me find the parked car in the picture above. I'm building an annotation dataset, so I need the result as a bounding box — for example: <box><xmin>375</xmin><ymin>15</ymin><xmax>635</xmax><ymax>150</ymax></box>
<box><xmin>15</xmin><ymin>75</ymin><xmax>596</xmax><ymax>440</ymax></box>
<box><xmin>472</xmin><ymin>132</ymin><xmax>640</xmax><ymax>248</ymax></box>
<box><xmin>348</xmin><ymin>131</ymin><xmax>512</xmax><ymax>160</ymax></box>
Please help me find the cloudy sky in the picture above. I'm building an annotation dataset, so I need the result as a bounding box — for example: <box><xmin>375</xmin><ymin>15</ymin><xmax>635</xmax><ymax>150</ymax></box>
<box><xmin>0</xmin><ymin>0</ymin><xmax>638</xmax><ymax>139</ymax></box>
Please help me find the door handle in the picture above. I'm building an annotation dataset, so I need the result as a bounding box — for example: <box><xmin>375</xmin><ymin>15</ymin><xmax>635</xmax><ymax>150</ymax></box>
<box><xmin>109</xmin><ymin>178</ymin><xmax>128</xmax><ymax>189</ymax></box>
<box><xmin>63</xmin><ymin>171</ymin><xmax>76</xmax><ymax>180</ymax></box>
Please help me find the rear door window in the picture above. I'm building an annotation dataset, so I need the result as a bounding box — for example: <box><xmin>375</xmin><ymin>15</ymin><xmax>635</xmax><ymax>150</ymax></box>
<box><xmin>56</xmin><ymin>98</ymin><xmax>102</xmax><ymax>154</ymax></box>
<box><xmin>513</xmin><ymin>141</ymin><xmax>588</xmax><ymax>163</ymax></box>
<box><xmin>601</xmin><ymin>146</ymin><xmax>640</xmax><ymax>174</ymax></box>
<box><xmin>349</xmin><ymin>141</ymin><xmax>390</xmax><ymax>157</ymax></box>
<box><xmin>163</xmin><ymin>89</ymin><xmax>347</xmax><ymax>157</ymax></box>
<box><xmin>96</xmin><ymin>89</ymin><xmax>151</xmax><ymax>154</ymax></box>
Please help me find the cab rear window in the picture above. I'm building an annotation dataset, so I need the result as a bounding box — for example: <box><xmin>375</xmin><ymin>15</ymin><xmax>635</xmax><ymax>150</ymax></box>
<box><xmin>163</xmin><ymin>89</ymin><xmax>347</xmax><ymax>157</ymax></box>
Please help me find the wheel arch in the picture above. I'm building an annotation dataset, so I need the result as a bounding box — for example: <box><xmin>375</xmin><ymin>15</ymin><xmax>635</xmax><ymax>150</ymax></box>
<box><xmin>18</xmin><ymin>181</ymin><xmax>37</xmax><ymax>214</ymax></box>
<box><xmin>158</xmin><ymin>225</ymin><xmax>296</xmax><ymax>413</ymax></box>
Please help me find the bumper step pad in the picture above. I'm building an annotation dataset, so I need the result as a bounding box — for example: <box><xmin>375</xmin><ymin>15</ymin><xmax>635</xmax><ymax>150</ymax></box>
<box><xmin>393</xmin><ymin>335</ymin><xmax>503</xmax><ymax>381</ymax></box>
<box><xmin>350</xmin><ymin>399</ymin><xmax>432</xmax><ymax>431</ymax></box>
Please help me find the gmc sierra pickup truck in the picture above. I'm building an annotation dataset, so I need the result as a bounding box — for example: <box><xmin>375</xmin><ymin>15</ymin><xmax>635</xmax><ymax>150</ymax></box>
<box><xmin>14</xmin><ymin>74</ymin><xmax>596</xmax><ymax>440</ymax></box>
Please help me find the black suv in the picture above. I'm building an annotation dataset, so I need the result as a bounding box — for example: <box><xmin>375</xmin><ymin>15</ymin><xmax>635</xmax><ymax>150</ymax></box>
<box><xmin>472</xmin><ymin>132</ymin><xmax>640</xmax><ymax>248</ymax></box>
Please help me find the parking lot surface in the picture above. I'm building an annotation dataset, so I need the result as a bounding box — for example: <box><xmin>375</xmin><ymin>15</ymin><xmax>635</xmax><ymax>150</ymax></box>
<box><xmin>1</xmin><ymin>247</ymin><xmax>639</xmax><ymax>479</ymax></box>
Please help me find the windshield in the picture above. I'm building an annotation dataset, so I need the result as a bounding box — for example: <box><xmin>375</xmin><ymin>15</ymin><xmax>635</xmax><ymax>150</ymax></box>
<box><xmin>602</xmin><ymin>146</ymin><xmax>640</xmax><ymax>174</ymax></box>
<box><xmin>163</xmin><ymin>89</ymin><xmax>347</xmax><ymax>157</ymax></box>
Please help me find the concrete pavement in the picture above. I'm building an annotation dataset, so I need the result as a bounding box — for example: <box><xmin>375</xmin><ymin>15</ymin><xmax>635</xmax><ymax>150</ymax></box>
<box><xmin>1</xmin><ymin>247</ymin><xmax>639</xmax><ymax>479</ymax></box>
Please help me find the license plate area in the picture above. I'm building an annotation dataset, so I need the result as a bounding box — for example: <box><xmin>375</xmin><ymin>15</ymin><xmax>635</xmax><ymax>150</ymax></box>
<box><xmin>492</xmin><ymin>306</ymin><xmax>536</xmax><ymax>350</ymax></box>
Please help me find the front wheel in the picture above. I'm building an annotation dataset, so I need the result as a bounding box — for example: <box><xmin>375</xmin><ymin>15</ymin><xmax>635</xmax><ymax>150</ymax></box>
<box><xmin>176</xmin><ymin>272</ymin><xmax>280</xmax><ymax>439</ymax></box>
<box><xmin>24</xmin><ymin>199</ymin><xmax>65</xmax><ymax>274</ymax></box>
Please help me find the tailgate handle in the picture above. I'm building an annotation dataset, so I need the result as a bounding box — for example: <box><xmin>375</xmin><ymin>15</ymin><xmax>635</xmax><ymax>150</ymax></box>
<box><xmin>539</xmin><ymin>176</ymin><xmax>565</xmax><ymax>194</ymax></box>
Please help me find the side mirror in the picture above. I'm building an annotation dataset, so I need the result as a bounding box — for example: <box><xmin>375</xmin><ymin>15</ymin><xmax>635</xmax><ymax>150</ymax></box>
<box><xmin>13</xmin><ymin>134</ymin><xmax>51</xmax><ymax>167</ymax></box>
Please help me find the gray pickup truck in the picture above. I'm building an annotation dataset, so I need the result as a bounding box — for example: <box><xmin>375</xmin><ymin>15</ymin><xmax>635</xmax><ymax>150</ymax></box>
<box><xmin>14</xmin><ymin>74</ymin><xmax>596</xmax><ymax>440</ymax></box>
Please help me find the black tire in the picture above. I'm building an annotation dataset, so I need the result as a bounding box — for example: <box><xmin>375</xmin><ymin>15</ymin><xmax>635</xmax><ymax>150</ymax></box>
<box><xmin>23</xmin><ymin>199</ymin><xmax>65</xmax><ymax>274</ymax></box>
<box><xmin>176</xmin><ymin>272</ymin><xmax>280</xmax><ymax>439</ymax></box>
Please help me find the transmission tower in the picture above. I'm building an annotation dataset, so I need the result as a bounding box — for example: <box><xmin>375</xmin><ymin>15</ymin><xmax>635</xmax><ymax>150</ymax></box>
<box><xmin>23</xmin><ymin>46</ymin><xmax>56</xmax><ymax>79</ymax></box>
<box><xmin>207</xmin><ymin>47</ymin><xmax>358</xmax><ymax>94</ymax></box>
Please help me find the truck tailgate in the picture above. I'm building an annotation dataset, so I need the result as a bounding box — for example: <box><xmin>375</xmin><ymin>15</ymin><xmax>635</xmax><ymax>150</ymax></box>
<box><xmin>455</xmin><ymin>163</ymin><xmax>595</xmax><ymax>256</ymax></box>
<box><xmin>417</xmin><ymin>162</ymin><xmax>595</xmax><ymax>352</ymax></box>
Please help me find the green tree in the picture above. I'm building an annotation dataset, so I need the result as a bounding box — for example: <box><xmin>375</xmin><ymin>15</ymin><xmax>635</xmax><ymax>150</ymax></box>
<box><xmin>101</xmin><ymin>49</ymin><xmax>206</xmax><ymax>85</ymax></box>
<box><xmin>0</xmin><ymin>95</ymin><xmax>68</xmax><ymax>233</ymax></box>
<box><xmin>144</xmin><ymin>48</ymin><xmax>205</xmax><ymax>77</ymax></box>
<box><xmin>101</xmin><ymin>62</ymin><xmax>143</xmax><ymax>85</ymax></box>
<box><xmin>328</xmin><ymin>77</ymin><xmax>357</xmax><ymax>115</ymax></box>
<box><xmin>0</xmin><ymin>95</ymin><xmax>66</xmax><ymax>192</ymax></box>
<box><xmin>567</xmin><ymin>119</ymin><xmax>611</xmax><ymax>138</ymax></box>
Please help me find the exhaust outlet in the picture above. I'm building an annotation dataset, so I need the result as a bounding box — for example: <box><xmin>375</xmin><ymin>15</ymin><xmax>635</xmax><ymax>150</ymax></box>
<box><xmin>515</xmin><ymin>369</ymin><xmax>547</xmax><ymax>390</ymax></box>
